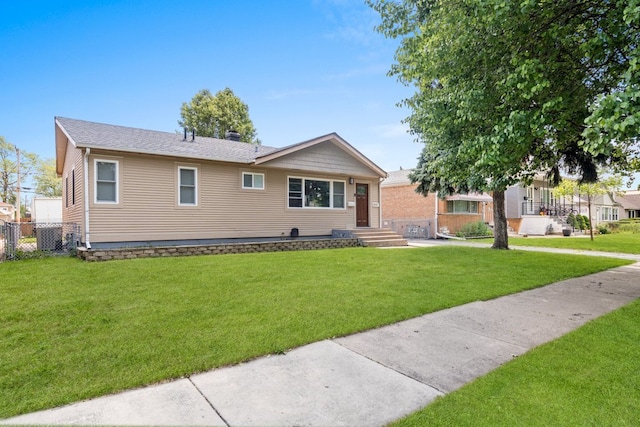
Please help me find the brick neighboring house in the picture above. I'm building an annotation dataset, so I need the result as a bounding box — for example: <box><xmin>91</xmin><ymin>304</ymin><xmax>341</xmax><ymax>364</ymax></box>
<box><xmin>381</xmin><ymin>169</ymin><xmax>493</xmax><ymax>238</ymax></box>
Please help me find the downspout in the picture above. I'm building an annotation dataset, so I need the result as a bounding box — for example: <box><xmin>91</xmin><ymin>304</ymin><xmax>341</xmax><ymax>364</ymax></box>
<box><xmin>434</xmin><ymin>190</ymin><xmax>439</xmax><ymax>237</ymax></box>
<box><xmin>379</xmin><ymin>177</ymin><xmax>383</xmax><ymax>229</ymax></box>
<box><xmin>83</xmin><ymin>147</ymin><xmax>91</xmax><ymax>249</ymax></box>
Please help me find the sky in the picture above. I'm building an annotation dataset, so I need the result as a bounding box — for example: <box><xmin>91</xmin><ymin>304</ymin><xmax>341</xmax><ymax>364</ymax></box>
<box><xmin>0</xmin><ymin>0</ymin><xmax>420</xmax><ymax>178</ymax></box>
<box><xmin>2</xmin><ymin>0</ymin><xmax>637</xmax><ymax>192</ymax></box>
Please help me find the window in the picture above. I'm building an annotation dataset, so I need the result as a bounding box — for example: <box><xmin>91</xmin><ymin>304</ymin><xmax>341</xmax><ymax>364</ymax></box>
<box><xmin>289</xmin><ymin>178</ymin><xmax>303</xmax><ymax>207</ymax></box>
<box><xmin>242</xmin><ymin>172</ymin><xmax>264</xmax><ymax>189</ymax></box>
<box><xmin>333</xmin><ymin>181</ymin><xmax>345</xmax><ymax>208</ymax></box>
<box><xmin>447</xmin><ymin>200</ymin><xmax>478</xmax><ymax>213</ymax></box>
<box><xmin>600</xmin><ymin>207</ymin><xmax>619</xmax><ymax>221</ymax></box>
<box><xmin>288</xmin><ymin>177</ymin><xmax>346</xmax><ymax>209</ymax></box>
<box><xmin>95</xmin><ymin>160</ymin><xmax>118</xmax><ymax>203</ymax></box>
<box><xmin>178</xmin><ymin>167</ymin><xmax>197</xmax><ymax>206</ymax></box>
<box><xmin>71</xmin><ymin>169</ymin><xmax>76</xmax><ymax>205</ymax></box>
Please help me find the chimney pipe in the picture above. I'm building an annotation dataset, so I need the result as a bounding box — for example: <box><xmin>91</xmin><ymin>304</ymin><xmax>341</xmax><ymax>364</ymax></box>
<box><xmin>225</xmin><ymin>130</ymin><xmax>241</xmax><ymax>141</ymax></box>
<box><xmin>191</xmin><ymin>129</ymin><xmax>195</xmax><ymax>141</ymax></box>
<box><xmin>183</xmin><ymin>128</ymin><xmax>187</xmax><ymax>141</ymax></box>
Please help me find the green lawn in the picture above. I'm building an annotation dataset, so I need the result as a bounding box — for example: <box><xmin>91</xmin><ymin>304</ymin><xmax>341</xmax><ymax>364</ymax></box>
<box><xmin>0</xmin><ymin>247</ymin><xmax>630</xmax><ymax>418</ymax></box>
<box><xmin>506</xmin><ymin>232</ymin><xmax>640</xmax><ymax>254</ymax></box>
<box><xmin>391</xmin><ymin>298</ymin><xmax>640</xmax><ymax>427</ymax></box>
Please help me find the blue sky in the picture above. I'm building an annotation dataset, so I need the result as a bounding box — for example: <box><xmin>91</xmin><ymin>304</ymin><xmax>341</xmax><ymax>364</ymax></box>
<box><xmin>3</xmin><ymin>0</ymin><xmax>637</xmax><ymax>190</ymax></box>
<box><xmin>0</xmin><ymin>0</ymin><xmax>419</xmax><ymax>174</ymax></box>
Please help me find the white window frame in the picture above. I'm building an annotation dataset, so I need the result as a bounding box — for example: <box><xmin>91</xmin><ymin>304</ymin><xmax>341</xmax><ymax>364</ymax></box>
<box><xmin>71</xmin><ymin>168</ymin><xmax>76</xmax><ymax>206</ymax></box>
<box><xmin>446</xmin><ymin>200</ymin><xmax>478</xmax><ymax>214</ymax></box>
<box><xmin>65</xmin><ymin>174</ymin><xmax>69</xmax><ymax>208</ymax></box>
<box><xmin>94</xmin><ymin>159</ymin><xmax>119</xmax><ymax>204</ymax></box>
<box><xmin>178</xmin><ymin>166</ymin><xmax>198</xmax><ymax>206</ymax></box>
<box><xmin>287</xmin><ymin>176</ymin><xmax>347</xmax><ymax>209</ymax></box>
<box><xmin>600</xmin><ymin>206</ymin><xmax>619</xmax><ymax>221</ymax></box>
<box><xmin>242</xmin><ymin>172</ymin><xmax>265</xmax><ymax>190</ymax></box>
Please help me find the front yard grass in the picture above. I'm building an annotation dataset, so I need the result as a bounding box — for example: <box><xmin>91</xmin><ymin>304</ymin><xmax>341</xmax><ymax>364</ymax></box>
<box><xmin>507</xmin><ymin>232</ymin><xmax>640</xmax><ymax>254</ymax></box>
<box><xmin>391</xmin><ymin>297</ymin><xmax>640</xmax><ymax>426</ymax></box>
<box><xmin>0</xmin><ymin>246</ymin><xmax>630</xmax><ymax>418</ymax></box>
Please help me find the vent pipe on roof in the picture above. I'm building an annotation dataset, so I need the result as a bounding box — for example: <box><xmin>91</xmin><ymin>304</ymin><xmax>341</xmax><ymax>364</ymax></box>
<box><xmin>183</xmin><ymin>128</ymin><xmax>187</xmax><ymax>141</ymax></box>
<box><xmin>225</xmin><ymin>130</ymin><xmax>241</xmax><ymax>142</ymax></box>
<box><xmin>192</xmin><ymin>129</ymin><xmax>195</xmax><ymax>141</ymax></box>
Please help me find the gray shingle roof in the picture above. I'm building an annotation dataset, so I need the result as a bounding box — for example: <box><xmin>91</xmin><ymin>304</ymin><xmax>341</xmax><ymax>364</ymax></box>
<box><xmin>56</xmin><ymin>117</ymin><xmax>279</xmax><ymax>164</ymax></box>
<box><xmin>616</xmin><ymin>192</ymin><xmax>640</xmax><ymax>210</ymax></box>
<box><xmin>381</xmin><ymin>169</ymin><xmax>413</xmax><ymax>187</ymax></box>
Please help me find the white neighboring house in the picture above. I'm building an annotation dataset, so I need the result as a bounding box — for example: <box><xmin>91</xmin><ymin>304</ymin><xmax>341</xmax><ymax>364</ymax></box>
<box><xmin>505</xmin><ymin>173</ymin><xmax>622</xmax><ymax>235</ymax></box>
<box><xmin>31</xmin><ymin>197</ymin><xmax>63</xmax><ymax>223</ymax></box>
<box><xmin>0</xmin><ymin>202</ymin><xmax>15</xmax><ymax>222</ymax></box>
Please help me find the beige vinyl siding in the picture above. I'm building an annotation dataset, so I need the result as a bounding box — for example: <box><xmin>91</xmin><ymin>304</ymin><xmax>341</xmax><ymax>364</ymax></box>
<box><xmin>262</xmin><ymin>141</ymin><xmax>379</xmax><ymax>177</ymax></box>
<box><xmin>61</xmin><ymin>142</ymin><xmax>84</xmax><ymax>226</ymax></box>
<box><xmin>86</xmin><ymin>151</ymin><xmax>380</xmax><ymax>243</ymax></box>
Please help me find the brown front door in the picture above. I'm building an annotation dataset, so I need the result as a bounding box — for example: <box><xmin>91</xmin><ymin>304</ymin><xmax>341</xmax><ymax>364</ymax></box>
<box><xmin>355</xmin><ymin>183</ymin><xmax>369</xmax><ymax>227</ymax></box>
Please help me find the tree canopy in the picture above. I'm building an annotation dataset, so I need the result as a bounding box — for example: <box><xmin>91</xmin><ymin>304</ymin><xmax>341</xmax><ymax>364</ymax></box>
<box><xmin>178</xmin><ymin>88</ymin><xmax>258</xmax><ymax>143</ymax></box>
<box><xmin>33</xmin><ymin>158</ymin><xmax>62</xmax><ymax>198</ymax></box>
<box><xmin>0</xmin><ymin>136</ymin><xmax>38</xmax><ymax>205</ymax></box>
<box><xmin>369</xmin><ymin>0</ymin><xmax>640</xmax><ymax>248</ymax></box>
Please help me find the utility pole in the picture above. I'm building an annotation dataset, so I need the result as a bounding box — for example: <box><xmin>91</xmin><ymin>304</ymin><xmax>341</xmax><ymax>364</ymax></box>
<box><xmin>15</xmin><ymin>147</ymin><xmax>20</xmax><ymax>222</ymax></box>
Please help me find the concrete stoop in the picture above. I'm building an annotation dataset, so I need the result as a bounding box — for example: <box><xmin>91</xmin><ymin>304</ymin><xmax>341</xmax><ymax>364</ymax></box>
<box><xmin>349</xmin><ymin>228</ymin><xmax>408</xmax><ymax>247</ymax></box>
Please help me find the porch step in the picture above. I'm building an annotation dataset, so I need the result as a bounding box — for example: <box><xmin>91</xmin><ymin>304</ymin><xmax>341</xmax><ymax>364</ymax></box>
<box><xmin>349</xmin><ymin>228</ymin><xmax>408</xmax><ymax>248</ymax></box>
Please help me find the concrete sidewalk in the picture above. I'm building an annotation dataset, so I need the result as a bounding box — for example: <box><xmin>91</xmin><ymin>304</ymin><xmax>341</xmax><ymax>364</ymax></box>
<box><xmin>406</xmin><ymin>238</ymin><xmax>640</xmax><ymax>261</ymax></box>
<box><xmin>3</xmin><ymin>260</ymin><xmax>639</xmax><ymax>426</ymax></box>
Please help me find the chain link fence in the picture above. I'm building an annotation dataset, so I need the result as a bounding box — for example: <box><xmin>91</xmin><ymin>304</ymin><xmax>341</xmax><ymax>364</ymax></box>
<box><xmin>1</xmin><ymin>221</ymin><xmax>80</xmax><ymax>261</ymax></box>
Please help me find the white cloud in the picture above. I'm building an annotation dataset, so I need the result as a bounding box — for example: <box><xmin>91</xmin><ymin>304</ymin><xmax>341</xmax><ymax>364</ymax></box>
<box><xmin>372</xmin><ymin>122</ymin><xmax>410</xmax><ymax>139</ymax></box>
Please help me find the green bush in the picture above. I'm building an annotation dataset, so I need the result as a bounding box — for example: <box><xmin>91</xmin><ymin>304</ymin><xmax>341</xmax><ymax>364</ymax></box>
<box><xmin>598</xmin><ymin>224</ymin><xmax>610</xmax><ymax>234</ymax></box>
<box><xmin>456</xmin><ymin>221</ymin><xmax>493</xmax><ymax>238</ymax></box>
<box><xmin>568</xmin><ymin>213</ymin><xmax>590</xmax><ymax>230</ymax></box>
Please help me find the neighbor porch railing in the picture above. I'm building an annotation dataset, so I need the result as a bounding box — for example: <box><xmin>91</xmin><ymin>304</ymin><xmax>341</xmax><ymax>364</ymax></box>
<box><xmin>521</xmin><ymin>202</ymin><xmax>577</xmax><ymax>217</ymax></box>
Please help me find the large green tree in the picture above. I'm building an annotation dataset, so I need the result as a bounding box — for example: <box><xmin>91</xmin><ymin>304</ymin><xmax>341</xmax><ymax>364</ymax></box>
<box><xmin>369</xmin><ymin>0</ymin><xmax>639</xmax><ymax>249</ymax></box>
<box><xmin>33</xmin><ymin>158</ymin><xmax>62</xmax><ymax>198</ymax></box>
<box><xmin>178</xmin><ymin>88</ymin><xmax>258</xmax><ymax>143</ymax></box>
<box><xmin>0</xmin><ymin>136</ymin><xmax>38</xmax><ymax>205</ymax></box>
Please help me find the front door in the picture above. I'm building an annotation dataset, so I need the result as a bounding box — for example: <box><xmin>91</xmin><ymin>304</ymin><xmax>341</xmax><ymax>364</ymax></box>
<box><xmin>355</xmin><ymin>183</ymin><xmax>369</xmax><ymax>227</ymax></box>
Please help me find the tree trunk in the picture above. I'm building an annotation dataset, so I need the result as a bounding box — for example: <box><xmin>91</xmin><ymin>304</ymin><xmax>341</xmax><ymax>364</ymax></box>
<box><xmin>588</xmin><ymin>195</ymin><xmax>594</xmax><ymax>241</ymax></box>
<box><xmin>492</xmin><ymin>189</ymin><xmax>509</xmax><ymax>249</ymax></box>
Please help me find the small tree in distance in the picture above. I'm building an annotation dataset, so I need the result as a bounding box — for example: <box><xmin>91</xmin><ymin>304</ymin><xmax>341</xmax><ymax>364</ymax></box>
<box><xmin>555</xmin><ymin>176</ymin><xmax>622</xmax><ymax>241</ymax></box>
<box><xmin>33</xmin><ymin>158</ymin><xmax>62</xmax><ymax>197</ymax></box>
<box><xmin>178</xmin><ymin>88</ymin><xmax>258</xmax><ymax>143</ymax></box>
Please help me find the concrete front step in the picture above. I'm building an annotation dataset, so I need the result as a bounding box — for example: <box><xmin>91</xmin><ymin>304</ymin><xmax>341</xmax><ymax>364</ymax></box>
<box><xmin>349</xmin><ymin>229</ymin><xmax>408</xmax><ymax>247</ymax></box>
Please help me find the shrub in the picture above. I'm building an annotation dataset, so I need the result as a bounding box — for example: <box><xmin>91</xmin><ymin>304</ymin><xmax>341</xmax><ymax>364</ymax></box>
<box><xmin>617</xmin><ymin>222</ymin><xmax>640</xmax><ymax>233</ymax></box>
<box><xmin>576</xmin><ymin>214</ymin><xmax>590</xmax><ymax>231</ymax></box>
<box><xmin>456</xmin><ymin>221</ymin><xmax>493</xmax><ymax>238</ymax></box>
<box><xmin>598</xmin><ymin>224</ymin><xmax>610</xmax><ymax>234</ymax></box>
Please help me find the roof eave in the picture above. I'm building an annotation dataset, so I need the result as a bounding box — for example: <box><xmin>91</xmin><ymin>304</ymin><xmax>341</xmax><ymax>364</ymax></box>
<box><xmin>73</xmin><ymin>143</ymin><xmax>256</xmax><ymax>165</ymax></box>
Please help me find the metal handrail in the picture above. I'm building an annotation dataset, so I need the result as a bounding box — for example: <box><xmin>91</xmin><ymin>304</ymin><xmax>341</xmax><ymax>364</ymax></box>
<box><xmin>521</xmin><ymin>202</ymin><xmax>577</xmax><ymax>217</ymax></box>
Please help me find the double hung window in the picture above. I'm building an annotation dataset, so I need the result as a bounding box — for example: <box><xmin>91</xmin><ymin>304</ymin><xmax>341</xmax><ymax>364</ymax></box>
<box><xmin>179</xmin><ymin>167</ymin><xmax>197</xmax><ymax>206</ymax></box>
<box><xmin>95</xmin><ymin>160</ymin><xmax>118</xmax><ymax>203</ymax></box>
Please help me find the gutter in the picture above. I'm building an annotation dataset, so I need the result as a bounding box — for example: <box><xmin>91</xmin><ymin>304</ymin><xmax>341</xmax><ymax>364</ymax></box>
<box><xmin>83</xmin><ymin>147</ymin><xmax>91</xmax><ymax>249</ymax></box>
<box><xmin>434</xmin><ymin>190</ymin><xmax>438</xmax><ymax>237</ymax></box>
